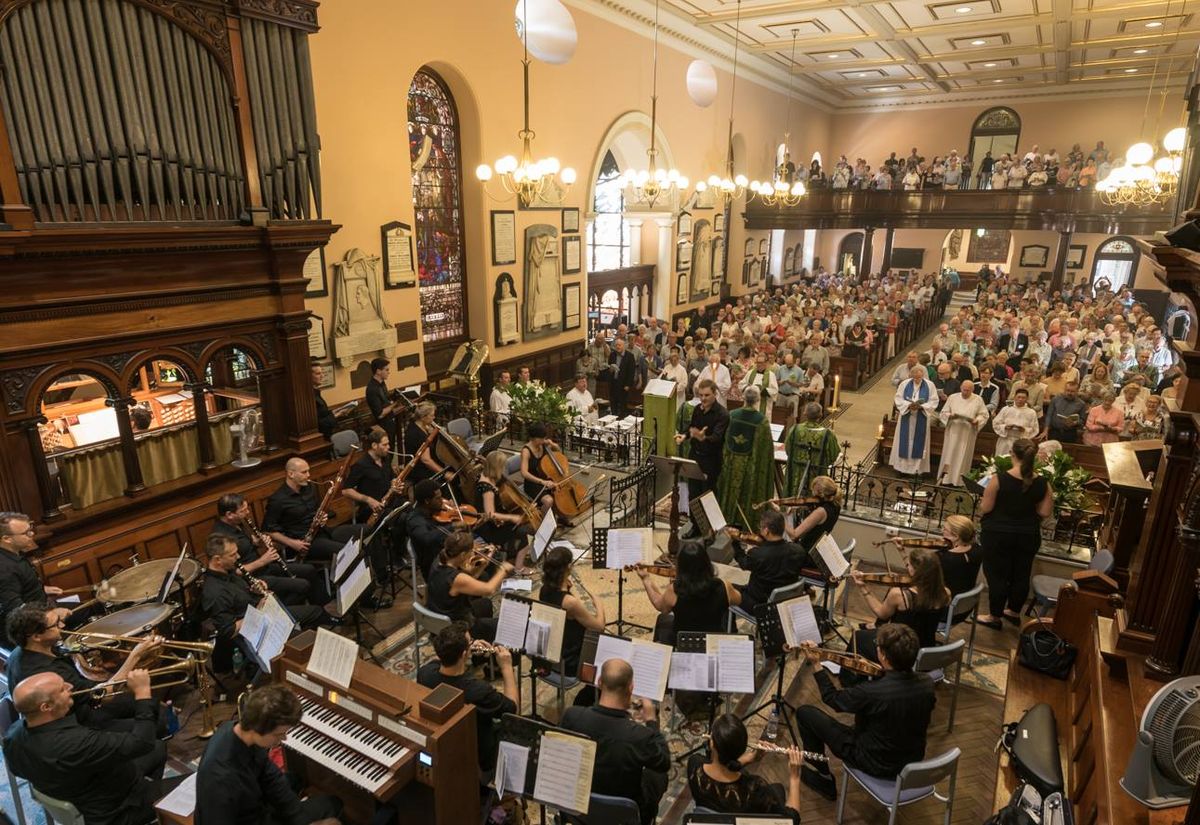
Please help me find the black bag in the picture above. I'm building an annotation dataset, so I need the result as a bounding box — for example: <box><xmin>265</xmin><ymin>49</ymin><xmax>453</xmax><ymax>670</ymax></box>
<box><xmin>1018</xmin><ymin>627</ymin><xmax>1077</xmax><ymax>679</ymax></box>
<box><xmin>1000</xmin><ymin>703</ymin><xmax>1065</xmax><ymax>795</ymax></box>
<box><xmin>984</xmin><ymin>783</ymin><xmax>1040</xmax><ymax>825</ymax></box>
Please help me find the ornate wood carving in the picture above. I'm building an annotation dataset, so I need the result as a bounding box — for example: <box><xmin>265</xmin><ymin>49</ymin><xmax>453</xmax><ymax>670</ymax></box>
<box><xmin>248</xmin><ymin>330</ymin><xmax>279</xmax><ymax>365</ymax></box>
<box><xmin>1</xmin><ymin>366</ymin><xmax>44</xmax><ymax>414</ymax></box>
<box><xmin>233</xmin><ymin>0</ymin><xmax>318</xmax><ymax>31</ymax></box>
<box><xmin>1147</xmin><ymin>431</ymin><xmax>1200</xmax><ymax>677</ymax></box>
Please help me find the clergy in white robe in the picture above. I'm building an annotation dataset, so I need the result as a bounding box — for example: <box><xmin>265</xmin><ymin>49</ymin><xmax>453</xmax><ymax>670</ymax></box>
<box><xmin>890</xmin><ymin>367</ymin><xmax>940</xmax><ymax>475</ymax></box>
<box><xmin>992</xmin><ymin>388</ymin><xmax>1041</xmax><ymax>456</ymax></box>
<box><xmin>937</xmin><ymin>380</ymin><xmax>990</xmax><ymax>486</ymax></box>
<box><xmin>697</xmin><ymin>355</ymin><xmax>733</xmax><ymax>407</ymax></box>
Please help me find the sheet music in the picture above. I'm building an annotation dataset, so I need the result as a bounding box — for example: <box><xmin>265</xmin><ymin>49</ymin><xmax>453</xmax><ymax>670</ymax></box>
<box><xmin>814</xmin><ymin>533</ymin><xmax>848</xmax><ymax>579</ymax></box>
<box><xmin>591</xmin><ymin>634</ymin><xmax>632</xmax><ymax>685</ymax></box>
<box><xmin>713</xmin><ymin>562</ymin><xmax>750</xmax><ymax>586</ymax></box>
<box><xmin>333</xmin><ymin>536</ymin><xmax>360</xmax><ymax>582</ymax></box>
<box><xmin>56</xmin><ymin>594</ymin><xmax>81</xmax><ymax>605</ymax></box>
<box><xmin>667</xmin><ymin>651</ymin><xmax>718</xmax><ymax>692</ymax></box>
<box><xmin>335</xmin><ymin>559</ymin><xmax>372</xmax><ymax>617</ymax></box>
<box><xmin>778</xmin><ymin>595</ymin><xmax>822</xmax><ymax>648</ymax></box>
<box><xmin>495</xmin><ymin>597</ymin><xmax>531</xmax><ymax>651</ymax></box>
<box><xmin>697</xmin><ymin>491</ymin><xmax>727</xmax><ymax>533</ymax></box>
<box><xmin>606</xmin><ymin>528</ymin><xmax>652</xmax><ymax>569</ymax></box>
<box><xmin>629</xmin><ymin>640</ymin><xmax>672</xmax><ymax>702</ymax></box>
<box><xmin>528</xmin><ymin>602</ymin><xmax>567</xmax><ymax>664</ymax></box>
<box><xmin>501</xmin><ymin>578</ymin><xmax>533</xmax><ymax>593</ymax></box>
<box><xmin>734</xmin><ymin>818</ymin><xmax>793</xmax><ymax>825</ymax></box>
<box><xmin>524</xmin><ymin>619</ymin><xmax>551</xmax><ymax>658</ymax></box>
<box><xmin>531</xmin><ymin>510</ymin><xmax>558</xmax><ymax>561</ymax></box>
<box><xmin>238</xmin><ymin>604</ymin><xmax>270</xmax><ymax>670</ymax></box>
<box><xmin>251</xmin><ymin>595</ymin><xmax>294</xmax><ymax>672</ymax></box>
<box><xmin>496</xmin><ymin>741</ymin><xmax>529</xmax><ymax>797</ymax></box>
<box><xmin>533</xmin><ymin>732</ymin><xmax>596</xmax><ymax>814</ymax></box>
<box><xmin>716</xmin><ymin>638</ymin><xmax>756</xmax><ymax>694</ymax></box>
<box><xmin>155</xmin><ymin>772</ymin><xmax>197</xmax><ymax>816</ymax></box>
<box><xmin>642</xmin><ymin>378</ymin><xmax>676</xmax><ymax>398</ymax></box>
<box><xmin>307</xmin><ymin>627</ymin><xmax>359</xmax><ymax>690</ymax></box>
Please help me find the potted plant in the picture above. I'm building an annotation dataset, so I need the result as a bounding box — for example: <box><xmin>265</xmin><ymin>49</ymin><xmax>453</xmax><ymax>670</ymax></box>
<box><xmin>508</xmin><ymin>380</ymin><xmax>573</xmax><ymax>437</ymax></box>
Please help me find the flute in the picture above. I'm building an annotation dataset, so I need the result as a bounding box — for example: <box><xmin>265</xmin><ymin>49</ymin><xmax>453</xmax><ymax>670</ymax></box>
<box><xmin>468</xmin><ymin>640</ymin><xmax>504</xmax><ymax>654</ymax></box>
<box><xmin>749</xmin><ymin>742</ymin><xmax>828</xmax><ymax>762</ymax></box>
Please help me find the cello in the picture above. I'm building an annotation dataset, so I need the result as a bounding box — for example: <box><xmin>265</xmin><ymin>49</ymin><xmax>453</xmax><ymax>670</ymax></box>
<box><xmin>498</xmin><ymin>475</ymin><xmax>542</xmax><ymax>531</ymax></box>
<box><xmin>538</xmin><ymin>443</ymin><xmax>589</xmax><ymax>519</ymax></box>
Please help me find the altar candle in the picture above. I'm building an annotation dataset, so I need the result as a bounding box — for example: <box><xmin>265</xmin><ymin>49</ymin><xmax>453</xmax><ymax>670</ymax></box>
<box><xmin>877</xmin><ymin>423</ymin><xmax>884</xmax><ymax>439</ymax></box>
<box><xmin>833</xmin><ymin>373</ymin><xmax>841</xmax><ymax>408</ymax></box>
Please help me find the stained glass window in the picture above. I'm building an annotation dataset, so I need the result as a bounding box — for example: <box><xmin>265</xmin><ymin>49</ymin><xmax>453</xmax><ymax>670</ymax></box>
<box><xmin>587</xmin><ymin>150</ymin><xmax>631</xmax><ymax>272</ymax></box>
<box><xmin>408</xmin><ymin>69</ymin><xmax>467</xmax><ymax>344</ymax></box>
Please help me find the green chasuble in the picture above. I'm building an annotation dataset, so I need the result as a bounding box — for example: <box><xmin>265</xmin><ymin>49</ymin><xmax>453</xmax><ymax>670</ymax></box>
<box><xmin>715</xmin><ymin>406</ymin><xmax>775</xmax><ymax>530</ymax></box>
<box><xmin>783</xmin><ymin>422</ymin><xmax>841</xmax><ymax>496</ymax></box>
<box><xmin>674</xmin><ymin>401</ymin><xmax>696</xmax><ymax>458</ymax></box>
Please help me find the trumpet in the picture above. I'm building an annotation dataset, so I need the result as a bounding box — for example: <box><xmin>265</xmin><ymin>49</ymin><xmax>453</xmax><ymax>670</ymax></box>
<box><xmin>749</xmin><ymin>742</ymin><xmax>829</xmax><ymax>762</ymax></box>
<box><xmin>60</xmin><ymin>629</ymin><xmax>214</xmax><ymax>662</ymax></box>
<box><xmin>69</xmin><ymin>658</ymin><xmax>199</xmax><ymax>702</ymax></box>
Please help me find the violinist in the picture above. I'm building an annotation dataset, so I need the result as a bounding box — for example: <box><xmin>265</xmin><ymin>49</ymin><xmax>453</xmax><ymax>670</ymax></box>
<box><xmin>793</xmin><ymin>625</ymin><xmax>935</xmax><ymax>801</ymax></box>
<box><xmin>476</xmin><ymin>452</ymin><xmax>534</xmax><ymax>574</ymax></box>
<box><xmin>404</xmin><ymin>402</ymin><xmax>456</xmax><ymax>487</ymax></box>
<box><xmin>407</xmin><ymin>479</ymin><xmax>451</xmax><ymax>580</ymax></box>
<box><xmin>731</xmin><ymin>509</ymin><xmax>805</xmax><ymax>615</ymax></box>
<box><xmin>637</xmin><ymin>540</ymin><xmax>740</xmax><ymax>646</ymax></box>
<box><xmin>851</xmin><ymin>547</ymin><xmax>950</xmax><ymax>661</ymax></box>
<box><xmin>779</xmin><ymin>475</ymin><xmax>841</xmax><ymax>556</ymax></box>
<box><xmin>519</xmin><ymin>422</ymin><xmax>559</xmax><ymax>515</ymax></box>
<box><xmin>935</xmin><ymin>515</ymin><xmax>983</xmax><ymax>615</ymax></box>
<box><xmin>539</xmin><ymin>546</ymin><xmax>605</xmax><ymax>706</ymax></box>
<box><xmin>426</xmin><ymin>531</ymin><xmax>512</xmax><ymax>643</ymax></box>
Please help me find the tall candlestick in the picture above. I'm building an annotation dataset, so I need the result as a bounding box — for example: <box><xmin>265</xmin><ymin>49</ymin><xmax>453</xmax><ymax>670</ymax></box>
<box><xmin>832</xmin><ymin>373</ymin><xmax>841</xmax><ymax>410</ymax></box>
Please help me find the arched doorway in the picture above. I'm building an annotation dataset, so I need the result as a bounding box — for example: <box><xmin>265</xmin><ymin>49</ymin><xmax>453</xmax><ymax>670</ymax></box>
<box><xmin>967</xmin><ymin>107</ymin><xmax>1021</xmax><ymax>189</ymax></box>
<box><xmin>1091</xmin><ymin>236</ymin><xmax>1140</xmax><ymax>293</ymax></box>
<box><xmin>838</xmin><ymin>232</ymin><xmax>864</xmax><ymax>274</ymax></box>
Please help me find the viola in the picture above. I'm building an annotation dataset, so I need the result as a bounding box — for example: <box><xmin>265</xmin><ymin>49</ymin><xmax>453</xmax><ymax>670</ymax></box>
<box><xmin>791</xmin><ymin>645</ymin><xmax>883</xmax><ymax>677</ymax></box>
<box><xmin>856</xmin><ymin>571</ymin><xmax>914</xmax><ymax>586</ymax></box>
<box><xmin>538</xmin><ymin>443</ymin><xmax>589</xmax><ymax>518</ymax></box>
<box><xmin>754</xmin><ymin>496</ymin><xmax>822</xmax><ymax>511</ymax></box>
<box><xmin>433</xmin><ymin>502</ymin><xmax>485</xmax><ymax>528</ymax></box>
<box><xmin>872</xmin><ymin>536</ymin><xmax>948</xmax><ymax>550</ymax></box>
<box><xmin>726</xmin><ymin>527</ymin><xmax>762</xmax><ymax>545</ymax></box>
<box><xmin>624</xmin><ymin>563</ymin><xmax>677</xmax><ymax>578</ymax></box>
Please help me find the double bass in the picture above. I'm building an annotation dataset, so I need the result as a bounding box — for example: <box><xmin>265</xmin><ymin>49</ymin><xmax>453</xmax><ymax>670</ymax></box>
<box><xmin>538</xmin><ymin>443</ymin><xmax>589</xmax><ymax>519</ymax></box>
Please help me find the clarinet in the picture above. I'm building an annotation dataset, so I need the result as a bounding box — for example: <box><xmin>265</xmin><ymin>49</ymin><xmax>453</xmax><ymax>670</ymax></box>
<box><xmin>241</xmin><ymin>515</ymin><xmax>296</xmax><ymax>578</ymax></box>
<box><xmin>235</xmin><ymin>561</ymin><xmax>271</xmax><ymax>597</ymax></box>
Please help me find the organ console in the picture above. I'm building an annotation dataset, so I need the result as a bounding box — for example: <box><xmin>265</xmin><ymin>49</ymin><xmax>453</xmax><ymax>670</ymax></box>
<box><xmin>273</xmin><ymin>632</ymin><xmax>478</xmax><ymax>825</ymax></box>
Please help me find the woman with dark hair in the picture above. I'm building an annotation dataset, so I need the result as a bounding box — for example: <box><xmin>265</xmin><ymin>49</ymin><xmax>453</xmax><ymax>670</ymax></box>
<box><xmin>851</xmin><ymin>547</ymin><xmax>950</xmax><ymax>661</ymax></box>
<box><xmin>976</xmin><ymin>437</ymin><xmax>1053</xmax><ymax>628</ymax></box>
<box><xmin>636</xmin><ymin>540</ymin><xmax>740</xmax><ymax>646</ymax></box>
<box><xmin>539</xmin><ymin>545</ymin><xmax>605</xmax><ymax>705</ymax></box>
<box><xmin>426</xmin><ymin>531</ymin><xmax>512</xmax><ymax>642</ymax></box>
<box><xmin>842</xmin><ymin>321</ymin><xmax>869</xmax><ymax>371</ymax></box>
<box><xmin>519</xmin><ymin>422</ymin><xmax>559</xmax><ymax>514</ymax></box>
<box><xmin>686</xmin><ymin>714</ymin><xmax>802</xmax><ymax>822</ymax></box>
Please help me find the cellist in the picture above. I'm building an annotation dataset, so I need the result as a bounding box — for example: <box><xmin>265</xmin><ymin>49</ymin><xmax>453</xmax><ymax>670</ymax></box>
<box><xmin>476</xmin><ymin>452</ymin><xmax>534</xmax><ymax>574</ymax></box>
<box><xmin>518</xmin><ymin>422</ymin><xmax>559</xmax><ymax>515</ymax></box>
<box><xmin>405</xmin><ymin>402</ymin><xmax>457</xmax><ymax>486</ymax></box>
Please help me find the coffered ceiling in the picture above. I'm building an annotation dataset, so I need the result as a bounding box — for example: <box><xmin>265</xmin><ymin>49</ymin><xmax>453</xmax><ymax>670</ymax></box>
<box><xmin>577</xmin><ymin>0</ymin><xmax>1198</xmax><ymax>108</ymax></box>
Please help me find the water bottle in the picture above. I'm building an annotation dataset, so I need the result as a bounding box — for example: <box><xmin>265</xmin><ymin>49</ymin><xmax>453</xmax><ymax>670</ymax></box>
<box><xmin>163</xmin><ymin>700</ymin><xmax>180</xmax><ymax>736</ymax></box>
<box><xmin>764</xmin><ymin>707</ymin><xmax>780</xmax><ymax>742</ymax></box>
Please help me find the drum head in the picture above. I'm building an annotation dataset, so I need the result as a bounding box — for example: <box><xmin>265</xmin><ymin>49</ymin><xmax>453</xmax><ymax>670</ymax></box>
<box><xmin>76</xmin><ymin>602</ymin><xmax>175</xmax><ymax>640</ymax></box>
<box><xmin>100</xmin><ymin>558</ymin><xmax>201</xmax><ymax>603</ymax></box>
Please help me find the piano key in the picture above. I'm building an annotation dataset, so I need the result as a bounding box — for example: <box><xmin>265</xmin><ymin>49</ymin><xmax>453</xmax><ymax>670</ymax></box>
<box><xmin>284</xmin><ymin>725</ymin><xmax>392</xmax><ymax>795</ymax></box>
<box><xmin>298</xmin><ymin>698</ymin><xmax>410</xmax><ymax>769</ymax></box>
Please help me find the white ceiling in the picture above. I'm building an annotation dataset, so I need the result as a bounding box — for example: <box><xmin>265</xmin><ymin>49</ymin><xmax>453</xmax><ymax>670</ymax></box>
<box><xmin>575</xmin><ymin>0</ymin><xmax>1198</xmax><ymax>109</ymax></box>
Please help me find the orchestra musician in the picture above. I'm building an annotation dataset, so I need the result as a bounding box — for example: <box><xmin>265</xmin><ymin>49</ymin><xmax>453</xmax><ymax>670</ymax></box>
<box><xmin>560</xmin><ymin>658</ymin><xmax>670</xmax><ymax>825</ymax></box>
<box><xmin>851</xmin><ymin>547</ymin><xmax>950</xmax><ymax>662</ymax></box>
<box><xmin>5</xmin><ymin>604</ymin><xmax>163</xmax><ymax>731</ymax></box>
<box><xmin>934</xmin><ymin>515</ymin><xmax>984</xmax><ymax>615</ymax></box>
<box><xmin>730</xmin><ymin>509</ymin><xmax>805</xmax><ymax>615</ymax></box>
<box><xmin>364</xmin><ymin>356</ymin><xmax>400</xmax><ymax>445</ymax></box>
<box><xmin>404</xmin><ymin>402</ymin><xmax>455</xmax><ymax>487</ymax></box>
<box><xmin>636</xmin><ymin>540</ymin><xmax>740</xmax><ymax>646</ymax></box>
<box><xmin>312</xmin><ymin>360</ymin><xmax>337</xmax><ymax>440</ymax></box>
<box><xmin>341</xmin><ymin>426</ymin><xmax>406</xmax><ymax>607</ymax></box>
<box><xmin>518</xmin><ymin>422</ymin><xmax>560</xmax><ymax>515</ymax></box>
<box><xmin>196</xmin><ymin>683</ymin><xmax>343</xmax><ymax>825</ymax></box>
<box><xmin>263</xmin><ymin>458</ymin><xmax>357</xmax><ymax>563</ymax></box>
<box><xmin>686</xmin><ymin>714</ymin><xmax>803</xmax><ymax>822</ymax></box>
<box><xmin>539</xmin><ymin>546</ymin><xmax>605</xmax><ymax>706</ymax></box>
<box><xmin>425</xmin><ymin>532</ymin><xmax>512</xmax><ymax>643</ymax></box>
<box><xmin>792</xmin><ymin>624</ymin><xmax>935</xmax><ymax>801</ymax></box>
<box><xmin>2</xmin><ymin>668</ymin><xmax>185</xmax><ymax>825</ymax></box>
<box><xmin>675</xmin><ymin>379</ymin><xmax>729</xmax><ymax>535</ymax></box>
<box><xmin>407</xmin><ymin>479</ymin><xmax>452</xmax><ymax>580</ymax></box>
<box><xmin>200</xmin><ymin>536</ymin><xmax>327</xmax><ymax>658</ymax></box>
<box><xmin>0</xmin><ymin>512</ymin><xmax>68</xmax><ymax>646</ymax></box>
<box><xmin>476</xmin><ymin>452</ymin><xmax>534</xmax><ymax>574</ymax></box>
<box><xmin>779</xmin><ymin>475</ymin><xmax>842</xmax><ymax>556</ymax></box>
<box><xmin>416</xmin><ymin>622</ymin><xmax>517</xmax><ymax>775</ymax></box>
<box><xmin>212</xmin><ymin>493</ymin><xmax>324</xmax><ymax>606</ymax></box>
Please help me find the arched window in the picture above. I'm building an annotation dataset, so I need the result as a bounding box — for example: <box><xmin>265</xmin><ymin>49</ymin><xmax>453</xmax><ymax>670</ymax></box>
<box><xmin>968</xmin><ymin>107</ymin><xmax>1021</xmax><ymax>190</ymax></box>
<box><xmin>587</xmin><ymin>150</ymin><xmax>631</xmax><ymax>272</ymax></box>
<box><xmin>1091</xmin><ymin>237</ymin><xmax>1140</xmax><ymax>293</ymax></box>
<box><xmin>408</xmin><ymin>68</ymin><xmax>468</xmax><ymax>348</ymax></box>
<box><xmin>838</xmin><ymin>232</ymin><xmax>864</xmax><ymax>274</ymax></box>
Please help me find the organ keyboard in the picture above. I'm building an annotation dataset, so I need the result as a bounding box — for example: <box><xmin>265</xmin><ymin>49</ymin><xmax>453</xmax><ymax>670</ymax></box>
<box><xmin>274</xmin><ymin>631</ymin><xmax>478</xmax><ymax>825</ymax></box>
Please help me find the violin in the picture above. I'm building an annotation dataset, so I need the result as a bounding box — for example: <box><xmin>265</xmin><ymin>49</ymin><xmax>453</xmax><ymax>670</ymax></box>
<box><xmin>624</xmin><ymin>563</ymin><xmax>677</xmax><ymax>578</ymax></box>
<box><xmin>726</xmin><ymin>527</ymin><xmax>762</xmax><ymax>545</ymax></box>
<box><xmin>539</xmin><ymin>443</ymin><xmax>589</xmax><ymax>518</ymax></box>
<box><xmin>871</xmin><ymin>536</ymin><xmax>948</xmax><ymax>550</ymax></box>
<box><xmin>754</xmin><ymin>496</ymin><xmax>822</xmax><ymax>511</ymax></box>
<box><xmin>433</xmin><ymin>502</ymin><xmax>485</xmax><ymax>528</ymax></box>
<box><xmin>791</xmin><ymin>644</ymin><xmax>883</xmax><ymax>677</ymax></box>
<box><xmin>856</xmin><ymin>571</ymin><xmax>914</xmax><ymax>586</ymax></box>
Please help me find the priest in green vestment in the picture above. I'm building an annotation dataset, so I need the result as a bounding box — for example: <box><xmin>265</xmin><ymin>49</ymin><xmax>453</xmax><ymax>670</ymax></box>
<box><xmin>783</xmin><ymin>401</ymin><xmax>841</xmax><ymax>496</ymax></box>
<box><xmin>738</xmin><ymin>352</ymin><xmax>779</xmax><ymax>416</ymax></box>
<box><xmin>716</xmin><ymin>386</ymin><xmax>776</xmax><ymax>530</ymax></box>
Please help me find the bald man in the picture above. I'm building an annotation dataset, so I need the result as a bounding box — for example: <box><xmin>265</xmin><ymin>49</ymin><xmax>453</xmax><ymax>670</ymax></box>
<box><xmin>2</xmin><ymin>670</ymin><xmax>182</xmax><ymax>825</ymax></box>
<box><xmin>560</xmin><ymin>659</ymin><xmax>670</xmax><ymax>824</ymax></box>
<box><xmin>262</xmin><ymin>457</ymin><xmax>358</xmax><ymax>563</ymax></box>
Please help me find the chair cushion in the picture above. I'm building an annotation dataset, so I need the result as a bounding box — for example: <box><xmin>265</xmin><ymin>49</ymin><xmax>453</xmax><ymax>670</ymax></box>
<box><xmin>845</xmin><ymin>764</ymin><xmax>935</xmax><ymax>805</ymax></box>
<box><xmin>538</xmin><ymin>671</ymin><xmax>580</xmax><ymax>689</ymax></box>
<box><xmin>1031</xmin><ymin>574</ymin><xmax>1066</xmax><ymax>601</ymax></box>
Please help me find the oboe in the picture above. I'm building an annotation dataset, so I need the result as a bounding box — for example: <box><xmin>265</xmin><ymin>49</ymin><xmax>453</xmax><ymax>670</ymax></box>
<box><xmin>749</xmin><ymin>742</ymin><xmax>828</xmax><ymax>762</ymax></box>
<box><xmin>241</xmin><ymin>515</ymin><xmax>296</xmax><ymax>578</ymax></box>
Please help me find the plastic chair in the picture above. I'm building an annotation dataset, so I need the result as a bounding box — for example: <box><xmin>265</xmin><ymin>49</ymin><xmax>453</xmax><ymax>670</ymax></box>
<box><xmin>914</xmin><ymin>639</ymin><xmax>966</xmax><ymax>731</ymax></box>
<box><xmin>0</xmin><ymin>697</ymin><xmax>27</xmax><ymax>825</ymax></box>
<box><xmin>330</xmin><ymin>429</ymin><xmax>359</xmax><ymax>458</ymax></box>
<box><xmin>558</xmin><ymin>792</ymin><xmax>641</xmax><ymax>825</ymax></box>
<box><xmin>727</xmin><ymin>579</ymin><xmax>809</xmax><ymax>632</ymax></box>
<box><xmin>836</xmin><ymin>747</ymin><xmax>961</xmax><ymax>825</ymax></box>
<box><xmin>31</xmin><ymin>786</ymin><xmax>85</xmax><ymax>825</ymax></box>
<box><xmin>535</xmin><ymin>657</ymin><xmax>580</xmax><ymax>718</ymax></box>
<box><xmin>411</xmin><ymin>601</ymin><xmax>453</xmax><ymax>675</ymax></box>
<box><xmin>446</xmin><ymin>417</ymin><xmax>483</xmax><ymax>453</ymax></box>
<box><xmin>936</xmin><ymin>582</ymin><xmax>984</xmax><ymax>669</ymax></box>
<box><xmin>1028</xmin><ymin>548</ymin><xmax>1114</xmax><ymax>617</ymax></box>
<box><xmin>504</xmin><ymin>453</ymin><xmax>523</xmax><ymax>486</ymax></box>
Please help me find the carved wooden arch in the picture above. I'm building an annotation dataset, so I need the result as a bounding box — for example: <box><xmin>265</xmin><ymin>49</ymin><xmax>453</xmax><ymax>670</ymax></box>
<box><xmin>22</xmin><ymin>362</ymin><xmax>124</xmax><ymax>418</ymax></box>
<box><xmin>0</xmin><ymin>0</ymin><xmax>235</xmax><ymax>83</ymax></box>
<box><xmin>199</xmin><ymin>337</ymin><xmax>269</xmax><ymax>376</ymax></box>
<box><xmin>119</xmin><ymin>349</ymin><xmax>201</xmax><ymax>392</ymax></box>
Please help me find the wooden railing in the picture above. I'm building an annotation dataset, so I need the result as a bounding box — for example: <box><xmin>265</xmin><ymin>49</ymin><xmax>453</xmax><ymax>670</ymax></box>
<box><xmin>830</xmin><ymin>288</ymin><xmax>951</xmax><ymax>391</ymax></box>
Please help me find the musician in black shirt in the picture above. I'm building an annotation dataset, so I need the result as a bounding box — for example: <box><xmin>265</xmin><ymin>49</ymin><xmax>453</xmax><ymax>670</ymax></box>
<box><xmin>196</xmin><ymin>683</ymin><xmax>342</xmax><ymax>825</ymax></box>
<box><xmin>416</xmin><ymin>622</ymin><xmax>517</xmax><ymax>774</ymax></box>
<box><xmin>732</xmin><ymin>509</ymin><xmax>805</xmax><ymax>614</ymax></box>
<box><xmin>212</xmin><ymin>493</ymin><xmax>321</xmax><ymax>606</ymax></box>
<box><xmin>561</xmin><ymin>659</ymin><xmax>670</xmax><ymax>825</ymax></box>
<box><xmin>675</xmin><ymin>379</ymin><xmax>729</xmax><ymax>533</ymax></box>
<box><xmin>312</xmin><ymin>362</ymin><xmax>337</xmax><ymax>440</ymax></box>
<box><xmin>365</xmin><ymin>356</ymin><xmax>399</xmax><ymax>445</ymax></box>
<box><xmin>263</xmin><ymin>458</ymin><xmax>355</xmax><ymax>563</ymax></box>
<box><xmin>3</xmin><ymin>669</ymin><xmax>182</xmax><ymax>825</ymax></box>
<box><xmin>793</xmin><ymin>623</ymin><xmax>936</xmax><ymax>800</ymax></box>
<box><xmin>0</xmin><ymin>512</ymin><xmax>65</xmax><ymax>646</ymax></box>
<box><xmin>407</xmin><ymin>479</ymin><xmax>450</xmax><ymax>580</ymax></box>
<box><xmin>342</xmin><ymin>427</ymin><xmax>405</xmax><ymax>607</ymax></box>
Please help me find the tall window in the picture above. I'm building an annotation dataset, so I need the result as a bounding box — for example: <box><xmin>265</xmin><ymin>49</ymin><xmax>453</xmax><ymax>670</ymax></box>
<box><xmin>408</xmin><ymin>69</ymin><xmax>467</xmax><ymax>345</ymax></box>
<box><xmin>1092</xmin><ymin>237</ymin><xmax>1140</xmax><ymax>293</ymax></box>
<box><xmin>587</xmin><ymin>150</ymin><xmax>631</xmax><ymax>272</ymax></box>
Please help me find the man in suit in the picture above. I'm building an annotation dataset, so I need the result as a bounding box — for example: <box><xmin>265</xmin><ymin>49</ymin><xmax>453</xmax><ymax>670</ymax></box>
<box><xmin>608</xmin><ymin>337</ymin><xmax>637</xmax><ymax>417</ymax></box>
<box><xmin>997</xmin><ymin>322</ymin><xmax>1029</xmax><ymax>372</ymax></box>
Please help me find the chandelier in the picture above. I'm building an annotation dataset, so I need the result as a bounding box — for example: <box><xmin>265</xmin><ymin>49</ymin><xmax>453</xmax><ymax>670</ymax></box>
<box><xmin>619</xmin><ymin>0</ymin><xmax>688</xmax><ymax>207</ymax></box>
<box><xmin>696</xmin><ymin>0</ymin><xmax>752</xmax><ymax>204</ymax></box>
<box><xmin>753</xmin><ymin>29</ymin><xmax>807</xmax><ymax>208</ymax></box>
<box><xmin>475</xmin><ymin>2</ymin><xmax>576</xmax><ymax>207</ymax></box>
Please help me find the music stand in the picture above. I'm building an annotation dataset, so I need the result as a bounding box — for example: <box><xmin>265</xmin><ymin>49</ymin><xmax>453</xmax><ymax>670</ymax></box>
<box><xmin>672</xmin><ymin>631</ymin><xmax>723</xmax><ymax>763</ymax></box>
<box><xmin>649</xmin><ymin>454</ymin><xmax>705</xmax><ymax>561</ymax></box>
<box><xmin>495</xmin><ymin>713</ymin><xmax>596</xmax><ymax>820</ymax></box>
<box><xmin>591</xmin><ymin>527</ymin><xmax>651</xmax><ymax>636</ymax></box>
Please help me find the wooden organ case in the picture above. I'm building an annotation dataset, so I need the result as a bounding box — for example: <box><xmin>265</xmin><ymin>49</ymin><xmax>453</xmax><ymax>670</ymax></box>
<box><xmin>0</xmin><ymin>0</ymin><xmax>344</xmax><ymax>583</ymax></box>
<box><xmin>275</xmin><ymin>633</ymin><xmax>479</xmax><ymax>825</ymax></box>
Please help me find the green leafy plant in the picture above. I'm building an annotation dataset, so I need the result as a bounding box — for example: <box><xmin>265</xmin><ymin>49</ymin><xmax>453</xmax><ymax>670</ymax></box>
<box><xmin>509</xmin><ymin>380</ymin><xmax>573</xmax><ymax>432</ymax></box>
<box><xmin>966</xmin><ymin>449</ymin><xmax>1094</xmax><ymax>510</ymax></box>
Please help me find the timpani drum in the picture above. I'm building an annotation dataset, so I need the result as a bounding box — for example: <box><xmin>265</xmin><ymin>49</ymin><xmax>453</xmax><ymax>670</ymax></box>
<box><xmin>98</xmin><ymin>558</ymin><xmax>201</xmax><ymax>604</ymax></box>
<box><xmin>74</xmin><ymin>601</ymin><xmax>176</xmax><ymax>642</ymax></box>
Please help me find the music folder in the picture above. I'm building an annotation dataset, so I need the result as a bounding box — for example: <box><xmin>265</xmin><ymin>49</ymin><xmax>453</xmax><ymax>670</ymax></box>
<box><xmin>494</xmin><ymin>594</ymin><xmax>567</xmax><ymax>664</ymax></box>
<box><xmin>497</xmin><ymin>714</ymin><xmax>596</xmax><ymax>816</ymax></box>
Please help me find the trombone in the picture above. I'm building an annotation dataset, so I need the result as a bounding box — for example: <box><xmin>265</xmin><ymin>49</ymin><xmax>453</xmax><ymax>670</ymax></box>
<box><xmin>69</xmin><ymin>658</ymin><xmax>199</xmax><ymax>702</ymax></box>
<box><xmin>60</xmin><ymin>629</ymin><xmax>214</xmax><ymax>663</ymax></box>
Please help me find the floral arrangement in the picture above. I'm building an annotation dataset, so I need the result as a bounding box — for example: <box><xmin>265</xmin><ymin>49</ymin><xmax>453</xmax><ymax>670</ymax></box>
<box><xmin>508</xmin><ymin>380</ymin><xmax>573</xmax><ymax>431</ymax></box>
<box><xmin>966</xmin><ymin>449</ymin><xmax>1094</xmax><ymax>510</ymax></box>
